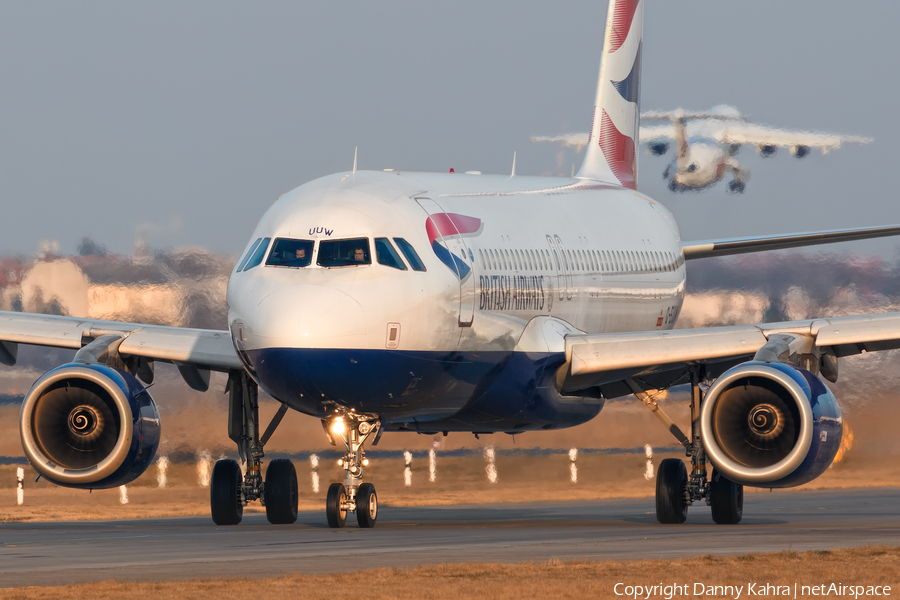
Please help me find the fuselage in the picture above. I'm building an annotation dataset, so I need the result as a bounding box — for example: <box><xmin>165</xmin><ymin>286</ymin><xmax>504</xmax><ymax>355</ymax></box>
<box><xmin>226</xmin><ymin>170</ymin><xmax>686</xmax><ymax>433</ymax></box>
<box><xmin>668</xmin><ymin>141</ymin><xmax>728</xmax><ymax>190</ymax></box>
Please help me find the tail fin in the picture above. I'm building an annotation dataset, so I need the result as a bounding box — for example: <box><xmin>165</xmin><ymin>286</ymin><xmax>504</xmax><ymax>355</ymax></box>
<box><xmin>576</xmin><ymin>0</ymin><xmax>643</xmax><ymax>188</ymax></box>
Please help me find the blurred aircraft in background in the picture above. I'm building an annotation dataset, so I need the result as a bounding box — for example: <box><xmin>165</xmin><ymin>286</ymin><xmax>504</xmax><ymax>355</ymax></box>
<box><xmin>532</xmin><ymin>105</ymin><xmax>871</xmax><ymax>193</ymax></box>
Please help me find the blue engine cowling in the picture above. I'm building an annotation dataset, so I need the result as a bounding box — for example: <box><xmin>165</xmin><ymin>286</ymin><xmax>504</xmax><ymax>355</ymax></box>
<box><xmin>19</xmin><ymin>363</ymin><xmax>161</xmax><ymax>489</ymax></box>
<box><xmin>700</xmin><ymin>361</ymin><xmax>841</xmax><ymax>488</ymax></box>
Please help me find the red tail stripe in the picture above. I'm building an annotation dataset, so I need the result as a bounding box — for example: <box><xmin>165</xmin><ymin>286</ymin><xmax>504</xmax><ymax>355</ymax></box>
<box><xmin>599</xmin><ymin>110</ymin><xmax>636</xmax><ymax>189</ymax></box>
<box><xmin>608</xmin><ymin>0</ymin><xmax>640</xmax><ymax>53</ymax></box>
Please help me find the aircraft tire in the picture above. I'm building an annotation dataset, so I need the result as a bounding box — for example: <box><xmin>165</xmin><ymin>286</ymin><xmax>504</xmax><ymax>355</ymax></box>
<box><xmin>709</xmin><ymin>470</ymin><xmax>743</xmax><ymax>525</ymax></box>
<box><xmin>211</xmin><ymin>459</ymin><xmax>244</xmax><ymax>526</ymax></box>
<box><xmin>656</xmin><ymin>458</ymin><xmax>688</xmax><ymax>524</ymax></box>
<box><xmin>356</xmin><ymin>483</ymin><xmax>378</xmax><ymax>528</ymax></box>
<box><xmin>326</xmin><ymin>482</ymin><xmax>348</xmax><ymax>528</ymax></box>
<box><xmin>264</xmin><ymin>459</ymin><xmax>298</xmax><ymax>525</ymax></box>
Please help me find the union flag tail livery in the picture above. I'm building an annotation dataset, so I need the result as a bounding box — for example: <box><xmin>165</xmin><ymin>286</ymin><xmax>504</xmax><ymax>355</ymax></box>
<box><xmin>577</xmin><ymin>0</ymin><xmax>642</xmax><ymax>188</ymax></box>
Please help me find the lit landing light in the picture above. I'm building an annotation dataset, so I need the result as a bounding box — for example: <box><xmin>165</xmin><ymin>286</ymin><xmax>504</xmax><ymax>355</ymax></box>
<box><xmin>331</xmin><ymin>417</ymin><xmax>346</xmax><ymax>436</ymax></box>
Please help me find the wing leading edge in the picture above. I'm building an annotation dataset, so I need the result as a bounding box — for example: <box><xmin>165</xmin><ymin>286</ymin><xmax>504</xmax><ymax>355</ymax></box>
<box><xmin>557</xmin><ymin>311</ymin><xmax>900</xmax><ymax>398</ymax></box>
<box><xmin>682</xmin><ymin>224</ymin><xmax>900</xmax><ymax>260</ymax></box>
<box><xmin>0</xmin><ymin>311</ymin><xmax>241</xmax><ymax>372</ymax></box>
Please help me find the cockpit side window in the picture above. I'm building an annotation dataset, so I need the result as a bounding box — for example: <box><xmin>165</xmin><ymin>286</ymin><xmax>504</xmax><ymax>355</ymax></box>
<box><xmin>236</xmin><ymin>238</ymin><xmax>262</xmax><ymax>272</ymax></box>
<box><xmin>317</xmin><ymin>238</ymin><xmax>371</xmax><ymax>267</ymax></box>
<box><xmin>266</xmin><ymin>238</ymin><xmax>314</xmax><ymax>268</ymax></box>
<box><xmin>374</xmin><ymin>238</ymin><xmax>408</xmax><ymax>270</ymax></box>
<box><xmin>242</xmin><ymin>237</ymin><xmax>271</xmax><ymax>271</ymax></box>
<box><xmin>393</xmin><ymin>238</ymin><xmax>427</xmax><ymax>272</ymax></box>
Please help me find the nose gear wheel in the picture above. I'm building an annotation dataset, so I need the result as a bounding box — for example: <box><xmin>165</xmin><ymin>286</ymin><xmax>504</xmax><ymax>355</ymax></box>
<box><xmin>325</xmin><ymin>415</ymin><xmax>381</xmax><ymax>528</ymax></box>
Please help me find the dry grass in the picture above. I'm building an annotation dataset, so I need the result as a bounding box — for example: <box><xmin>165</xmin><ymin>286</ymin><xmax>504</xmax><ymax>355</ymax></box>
<box><xmin>2</xmin><ymin>546</ymin><xmax>897</xmax><ymax>599</ymax></box>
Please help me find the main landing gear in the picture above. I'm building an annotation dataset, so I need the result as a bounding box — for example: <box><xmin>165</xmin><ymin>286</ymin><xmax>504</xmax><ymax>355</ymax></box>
<box><xmin>324</xmin><ymin>415</ymin><xmax>381</xmax><ymax>528</ymax></box>
<box><xmin>628</xmin><ymin>370</ymin><xmax>743</xmax><ymax>525</ymax></box>
<box><xmin>210</xmin><ymin>370</ymin><xmax>297</xmax><ymax>526</ymax></box>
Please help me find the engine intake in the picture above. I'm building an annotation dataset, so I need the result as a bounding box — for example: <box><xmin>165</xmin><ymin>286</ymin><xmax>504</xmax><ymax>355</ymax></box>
<box><xmin>20</xmin><ymin>363</ymin><xmax>161</xmax><ymax>489</ymax></box>
<box><xmin>700</xmin><ymin>361</ymin><xmax>841</xmax><ymax>487</ymax></box>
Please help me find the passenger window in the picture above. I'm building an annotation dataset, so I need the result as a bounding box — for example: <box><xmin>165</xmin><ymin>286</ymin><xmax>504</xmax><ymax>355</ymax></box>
<box><xmin>236</xmin><ymin>238</ymin><xmax>262</xmax><ymax>272</ymax></box>
<box><xmin>266</xmin><ymin>238</ymin><xmax>314</xmax><ymax>268</ymax></box>
<box><xmin>393</xmin><ymin>238</ymin><xmax>427</xmax><ymax>271</ymax></box>
<box><xmin>317</xmin><ymin>238</ymin><xmax>371</xmax><ymax>267</ymax></box>
<box><xmin>243</xmin><ymin>237</ymin><xmax>271</xmax><ymax>271</ymax></box>
<box><xmin>375</xmin><ymin>238</ymin><xmax>408</xmax><ymax>270</ymax></box>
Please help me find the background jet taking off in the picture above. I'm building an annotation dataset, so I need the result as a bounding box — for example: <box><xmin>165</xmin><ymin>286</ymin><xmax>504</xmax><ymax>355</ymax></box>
<box><xmin>532</xmin><ymin>105</ymin><xmax>871</xmax><ymax>193</ymax></box>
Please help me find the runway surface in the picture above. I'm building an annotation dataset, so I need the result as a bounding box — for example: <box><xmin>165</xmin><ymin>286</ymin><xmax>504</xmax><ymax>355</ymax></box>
<box><xmin>1</xmin><ymin>487</ymin><xmax>898</xmax><ymax>587</ymax></box>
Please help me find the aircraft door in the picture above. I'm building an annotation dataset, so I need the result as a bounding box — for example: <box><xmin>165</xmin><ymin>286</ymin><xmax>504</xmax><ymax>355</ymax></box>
<box><xmin>415</xmin><ymin>197</ymin><xmax>476</xmax><ymax>327</ymax></box>
<box><xmin>546</xmin><ymin>235</ymin><xmax>565</xmax><ymax>301</ymax></box>
<box><xmin>554</xmin><ymin>235</ymin><xmax>574</xmax><ymax>300</ymax></box>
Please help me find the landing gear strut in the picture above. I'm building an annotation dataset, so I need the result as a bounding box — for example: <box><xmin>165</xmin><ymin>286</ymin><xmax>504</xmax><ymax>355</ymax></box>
<box><xmin>324</xmin><ymin>415</ymin><xmax>381</xmax><ymax>528</ymax></box>
<box><xmin>629</xmin><ymin>369</ymin><xmax>743</xmax><ymax>525</ymax></box>
<box><xmin>210</xmin><ymin>370</ymin><xmax>296</xmax><ymax>526</ymax></box>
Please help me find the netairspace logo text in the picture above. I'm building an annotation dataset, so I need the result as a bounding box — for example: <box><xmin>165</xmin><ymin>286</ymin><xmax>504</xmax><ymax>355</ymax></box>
<box><xmin>614</xmin><ymin>582</ymin><xmax>892</xmax><ymax>599</ymax></box>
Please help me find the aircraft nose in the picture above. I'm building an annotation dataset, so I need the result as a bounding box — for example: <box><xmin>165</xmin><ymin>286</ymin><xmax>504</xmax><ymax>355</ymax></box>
<box><xmin>253</xmin><ymin>284</ymin><xmax>365</xmax><ymax>345</ymax></box>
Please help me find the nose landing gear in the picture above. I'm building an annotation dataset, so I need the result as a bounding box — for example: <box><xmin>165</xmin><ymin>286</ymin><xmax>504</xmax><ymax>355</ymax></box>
<box><xmin>325</xmin><ymin>415</ymin><xmax>381</xmax><ymax>528</ymax></box>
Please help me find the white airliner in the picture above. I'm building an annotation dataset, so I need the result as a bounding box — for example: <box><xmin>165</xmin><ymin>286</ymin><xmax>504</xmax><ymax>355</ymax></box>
<box><xmin>5</xmin><ymin>0</ymin><xmax>900</xmax><ymax>528</ymax></box>
<box><xmin>532</xmin><ymin>106</ymin><xmax>872</xmax><ymax>193</ymax></box>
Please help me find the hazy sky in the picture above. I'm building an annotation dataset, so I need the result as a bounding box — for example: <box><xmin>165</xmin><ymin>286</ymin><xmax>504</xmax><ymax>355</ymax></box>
<box><xmin>2</xmin><ymin>1</ymin><xmax>899</xmax><ymax>259</ymax></box>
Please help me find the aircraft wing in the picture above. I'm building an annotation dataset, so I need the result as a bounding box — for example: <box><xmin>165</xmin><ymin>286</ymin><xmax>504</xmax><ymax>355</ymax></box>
<box><xmin>713</xmin><ymin>122</ymin><xmax>871</xmax><ymax>151</ymax></box>
<box><xmin>530</xmin><ymin>133</ymin><xmax>590</xmax><ymax>151</ymax></box>
<box><xmin>0</xmin><ymin>310</ymin><xmax>241</xmax><ymax>375</ymax></box>
<box><xmin>531</xmin><ymin>127</ymin><xmax>677</xmax><ymax>148</ymax></box>
<box><xmin>557</xmin><ymin>312</ymin><xmax>900</xmax><ymax>397</ymax></box>
<box><xmin>638</xmin><ymin>124</ymin><xmax>676</xmax><ymax>142</ymax></box>
<box><xmin>682</xmin><ymin>224</ymin><xmax>900</xmax><ymax>260</ymax></box>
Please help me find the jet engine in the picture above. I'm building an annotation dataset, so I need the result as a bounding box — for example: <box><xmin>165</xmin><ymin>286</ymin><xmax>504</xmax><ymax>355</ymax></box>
<box><xmin>758</xmin><ymin>144</ymin><xmax>777</xmax><ymax>157</ymax></box>
<box><xmin>791</xmin><ymin>145</ymin><xmax>811</xmax><ymax>158</ymax></box>
<box><xmin>648</xmin><ymin>142</ymin><xmax>669</xmax><ymax>156</ymax></box>
<box><xmin>700</xmin><ymin>361</ymin><xmax>841</xmax><ymax>488</ymax></box>
<box><xmin>19</xmin><ymin>363</ymin><xmax>161</xmax><ymax>489</ymax></box>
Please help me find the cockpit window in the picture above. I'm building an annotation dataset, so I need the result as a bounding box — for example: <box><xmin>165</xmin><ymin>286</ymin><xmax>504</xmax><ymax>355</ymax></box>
<box><xmin>374</xmin><ymin>238</ymin><xmax>407</xmax><ymax>270</ymax></box>
<box><xmin>393</xmin><ymin>238</ymin><xmax>426</xmax><ymax>272</ymax></box>
<box><xmin>242</xmin><ymin>237</ymin><xmax>271</xmax><ymax>271</ymax></box>
<box><xmin>236</xmin><ymin>238</ymin><xmax>262</xmax><ymax>272</ymax></box>
<box><xmin>266</xmin><ymin>238</ymin><xmax>314</xmax><ymax>267</ymax></box>
<box><xmin>317</xmin><ymin>238</ymin><xmax>371</xmax><ymax>267</ymax></box>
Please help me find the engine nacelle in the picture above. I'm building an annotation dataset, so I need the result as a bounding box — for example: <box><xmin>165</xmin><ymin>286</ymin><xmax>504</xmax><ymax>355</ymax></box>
<box><xmin>648</xmin><ymin>142</ymin><xmax>669</xmax><ymax>156</ymax></box>
<box><xmin>700</xmin><ymin>361</ymin><xmax>841</xmax><ymax>488</ymax></box>
<box><xmin>791</xmin><ymin>145</ymin><xmax>811</xmax><ymax>158</ymax></box>
<box><xmin>19</xmin><ymin>363</ymin><xmax>161</xmax><ymax>489</ymax></box>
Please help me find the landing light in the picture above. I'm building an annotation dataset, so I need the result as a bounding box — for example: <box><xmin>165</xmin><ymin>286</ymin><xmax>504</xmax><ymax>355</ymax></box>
<box><xmin>338</xmin><ymin>459</ymin><xmax>344</xmax><ymax>466</ymax></box>
<box><xmin>362</xmin><ymin>458</ymin><xmax>369</xmax><ymax>466</ymax></box>
<box><xmin>331</xmin><ymin>418</ymin><xmax>346</xmax><ymax>436</ymax></box>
